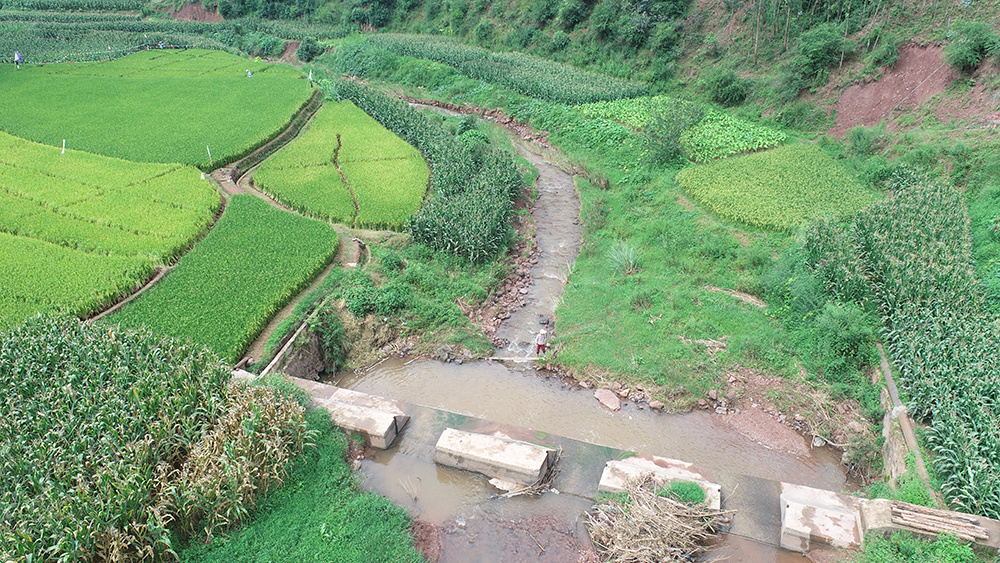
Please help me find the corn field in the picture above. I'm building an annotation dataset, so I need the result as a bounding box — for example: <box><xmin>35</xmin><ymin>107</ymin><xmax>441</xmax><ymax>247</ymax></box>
<box><xmin>0</xmin><ymin>316</ymin><xmax>311</xmax><ymax>561</ymax></box>
<box><xmin>806</xmin><ymin>172</ymin><xmax>1000</xmax><ymax>518</ymax></box>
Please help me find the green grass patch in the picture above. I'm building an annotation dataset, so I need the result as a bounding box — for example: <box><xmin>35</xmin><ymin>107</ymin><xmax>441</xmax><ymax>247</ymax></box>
<box><xmin>853</xmin><ymin>532</ymin><xmax>980</xmax><ymax>563</ymax></box>
<box><xmin>255</xmin><ymin>101</ymin><xmax>429</xmax><ymax>230</ymax></box>
<box><xmin>178</xmin><ymin>409</ymin><xmax>422</xmax><ymax>563</ymax></box>
<box><xmin>657</xmin><ymin>480</ymin><xmax>707</xmax><ymax>505</ymax></box>
<box><xmin>0</xmin><ymin>130</ymin><xmax>219</xmax><ymax>329</ymax></box>
<box><xmin>111</xmin><ymin>195</ymin><xmax>339</xmax><ymax>363</ymax></box>
<box><xmin>0</xmin><ymin>49</ymin><xmax>311</xmax><ymax>169</ymax></box>
<box><xmin>676</xmin><ymin>143</ymin><xmax>879</xmax><ymax>231</ymax></box>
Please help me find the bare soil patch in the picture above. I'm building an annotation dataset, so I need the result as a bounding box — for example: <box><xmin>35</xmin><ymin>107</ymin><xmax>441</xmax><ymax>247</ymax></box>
<box><xmin>830</xmin><ymin>44</ymin><xmax>959</xmax><ymax>136</ymax></box>
<box><xmin>700</xmin><ymin>366</ymin><xmax>878</xmax><ymax>476</ymax></box>
<box><xmin>280</xmin><ymin>41</ymin><xmax>300</xmax><ymax>63</ymax></box>
<box><xmin>410</xmin><ymin>520</ymin><xmax>442</xmax><ymax>562</ymax></box>
<box><xmin>163</xmin><ymin>1</ymin><xmax>223</xmax><ymax>22</ymax></box>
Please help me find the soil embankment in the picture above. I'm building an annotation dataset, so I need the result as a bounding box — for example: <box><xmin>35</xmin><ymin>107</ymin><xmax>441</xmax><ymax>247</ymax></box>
<box><xmin>830</xmin><ymin>43</ymin><xmax>1000</xmax><ymax>135</ymax></box>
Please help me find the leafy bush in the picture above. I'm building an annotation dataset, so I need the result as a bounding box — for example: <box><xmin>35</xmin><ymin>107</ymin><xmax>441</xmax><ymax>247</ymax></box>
<box><xmin>314</xmin><ymin>304</ymin><xmax>351</xmax><ymax>372</ymax></box>
<box><xmin>704</xmin><ymin>68</ymin><xmax>751</xmax><ymax>106</ymax></box>
<box><xmin>557</xmin><ymin>0</ymin><xmax>588</xmax><ymax>29</ymax></box>
<box><xmin>814</xmin><ymin>301</ymin><xmax>876</xmax><ymax>380</ymax></box>
<box><xmin>781</xmin><ymin>23</ymin><xmax>852</xmax><ymax>99</ymax></box>
<box><xmin>945</xmin><ymin>20</ymin><xmax>999</xmax><ymax>73</ymax></box>
<box><xmin>297</xmin><ymin>36</ymin><xmax>325</xmax><ymax>61</ymax></box>
<box><xmin>854</xmin><ymin>532</ymin><xmax>977</xmax><ymax>563</ymax></box>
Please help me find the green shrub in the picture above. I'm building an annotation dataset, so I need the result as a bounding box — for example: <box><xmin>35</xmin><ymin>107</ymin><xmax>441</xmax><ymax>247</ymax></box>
<box><xmin>314</xmin><ymin>304</ymin><xmax>351</xmax><ymax>372</ymax></box>
<box><xmin>704</xmin><ymin>68</ymin><xmax>751</xmax><ymax>106</ymax></box>
<box><xmin>557</xmin><ymin>0</ymin><xmax>587</xmax><ymax>29</ymax></box>
<box><xmin>854</xmin><ymin>532</ymin><xmax>977</xmax><ymax>563</ymax></box>
<box><xmin>552</xmin><ymin>29</ymin><xmax>570</xmax><ymax>50</ymax></box>
<box><xmin>297</xmin><ymin>36</ymin><xmax>325</xmax><ymax>61</ymax></box>
<box><xmin>945</xmin><ymin>20</ymin><xmax>998</xmax><ymax>74</ymax></box>
<box><xmin>473</xmin><ymin>19</ymin><xmax>494</xmax><ymax>41</ymax></box>
<box><xmin>814</xmin><ymin>301</ymin><xmax>876</xmax><ymax>380</ymax></box>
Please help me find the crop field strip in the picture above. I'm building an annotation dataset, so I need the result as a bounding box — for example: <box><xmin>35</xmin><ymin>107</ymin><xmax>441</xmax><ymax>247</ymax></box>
<box><xmin>110</xmin><ymin>195</ymin><xmax>340</xmax><ymax>363</ymax></box>
<box><xmin>254</xmin><ymin>101</ymin><xmax>429</xmax><ymax>230</ymax></box>
<box><xmin>0</xmin><ymin>130</ymin><xmax>220</xmax><ymax>329</ymax></box>
<box><xmin>365</xmin><ymin>34</ymin><xmax>648</xmax><ymax>105</ymax></box>
<box><xmin>0</xmin><ymin>49</ymin><xmax>312</xmax><ymax>169</ymax></box>
<box><xmin>676</xmin><ymin>144</ymin><xmax>879</xmax><ymax>231</ymax></box>
<box><xmin>807</xmin><ymin>179</ymin><xmax>1000</xmax><ymax>518</ymax></box>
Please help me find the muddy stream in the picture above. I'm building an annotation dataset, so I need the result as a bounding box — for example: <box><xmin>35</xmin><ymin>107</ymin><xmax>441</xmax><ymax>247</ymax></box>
<box><xmin>318</xmin><ymin>105</ymin><xmax>848</xmax><ymax>562</ymax></box>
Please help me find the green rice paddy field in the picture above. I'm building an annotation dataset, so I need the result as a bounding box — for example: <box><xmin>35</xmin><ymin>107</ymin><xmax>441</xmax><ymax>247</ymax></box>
<box><xmin>0</xmin><ymin>49</ymin><xmax>312</xmax><ymax>169</ymax></box>
<box><xmin>0</xmin><ymin>129</ymin><xmax>219</xmax><ymax>329</ymax></box>
<box><xmin>254</xmin><ymin>100</ymin><xmax>429</xmax><ymax>229</ymax></box>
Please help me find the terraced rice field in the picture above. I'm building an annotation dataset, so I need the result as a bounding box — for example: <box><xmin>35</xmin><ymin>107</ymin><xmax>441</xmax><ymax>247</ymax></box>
<box><xmin>254</xmin><ymin>101</ymin><xmax>429</xmax><ymax>230</ymax></box>
<box><xmin>0</xmin><ymin>130</ymin><xmax>219</xmax><ymax>329</ymax></box>
<box><xmin>109</xmin><ymin>195</ymin><xmax>339</xmax><ymax>363</ymax></box>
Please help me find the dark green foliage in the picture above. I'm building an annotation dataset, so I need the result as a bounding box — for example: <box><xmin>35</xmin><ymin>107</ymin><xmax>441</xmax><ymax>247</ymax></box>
<box><xmin>867</xmin><ymin>455</ymin><xmax>935</xmax><ymax>508</ymax></box>
<box><xmin>781</xmin><ymin>23</ymin><xmax>853</xmax><ymax>99</ymax></box>
<box><xmin>944</xmin><ymin>20</ymin><xmax>999</xmax><ymax>74</ymax></box>
<box><xmin>297</xmin><ymin>36</ymin><xmax>325</xmax><ymax>61</ymax></box>
<box><xmin>315</xmin><ymin>304</ymin><xmax>351</xmax><ymax>372</ymax></box>
<box><xmin>704</xmin><ymin>68</ymin><xmax>751</xmax><ymax>106</ymax></box>
<box><xmin>643</xmin><ymin>100</ymin><xmax>705</xmax><ymax>163</ymax></box>
<box><xmin>853</xmin><ymin>532</ymin><xmax>977</xmax><ymax>563</ymax></box>
<box><xmin>813</xmin><ymin>301</ymin><xmax>876</xmax><ymax>381</ymax></box>
<box><xmin>473</xmin><ymin>19</ymin><xmax>494</xmax><ymax>41</ymax></box>
<box><xmin>557</xmin><ymin>0</ymin><xmax>588</xmax><ymax>29</ymax></box>
<box><xmin>552</xmin><ymin>29</ymin><xmax>570</xmax><ymax>50</ymax></box>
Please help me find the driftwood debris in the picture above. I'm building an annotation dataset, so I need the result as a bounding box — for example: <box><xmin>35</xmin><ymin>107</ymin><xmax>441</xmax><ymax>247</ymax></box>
<box><xmin>586</xmin><ymin>475</ymin><xmax>734</xmax><ymax>562</ymax></box>
<box><xmin>890</xmin><ymin>501</ymin><xmax>990</xmax><ymax>543</ymax></box>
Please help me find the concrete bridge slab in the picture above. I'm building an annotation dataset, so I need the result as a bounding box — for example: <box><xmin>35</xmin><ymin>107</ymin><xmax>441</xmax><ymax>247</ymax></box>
<box><xmin>434</xmin><ymin>427</ymin><xmax>557</xmax><ymax>486</ymax></box>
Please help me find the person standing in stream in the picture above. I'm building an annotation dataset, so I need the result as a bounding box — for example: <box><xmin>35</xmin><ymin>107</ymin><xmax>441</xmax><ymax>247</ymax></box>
<box><xmin>535</xmin><ymin>329</ymin><xmax>547</xmax><ymax>355</ymax></box>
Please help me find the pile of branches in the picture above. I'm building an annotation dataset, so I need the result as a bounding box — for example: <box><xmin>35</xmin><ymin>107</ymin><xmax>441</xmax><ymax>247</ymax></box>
<box><xmin>586</xmin><ymin>475</ymin><xmax>734</xmax><ymax>562</ymax></box>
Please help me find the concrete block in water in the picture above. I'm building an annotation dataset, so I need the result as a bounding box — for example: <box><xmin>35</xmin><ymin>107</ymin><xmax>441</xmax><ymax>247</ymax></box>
<box><xmin>291</xmin><ymin>379</ymin><xmax>409</xmax><ymax>449</ymax></box>
<box><xmin>319</xmin><ymin>399</ymin><xmax>405</xmax><ymax>449</ymax></box>
<box><xmin>598</xmin><ymin>455</ymin><xmax>722</xmax><ymax>510</ymax></box>
<box><xmin>434</xmin><ymin>428</ymin><xmax>556</xmax><ymax>485</ymax></box>
<box><xmin>780</xmin><ymin>483</ymin><xmax>863</xmax><ymax>552</ymax></box>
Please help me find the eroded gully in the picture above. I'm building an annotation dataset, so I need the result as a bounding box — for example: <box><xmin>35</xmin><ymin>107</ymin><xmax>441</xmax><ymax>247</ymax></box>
<box><xmin>325</xmin><ymin>105</ymin><xmax>846</xmax><ymax>561</ymax></box>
